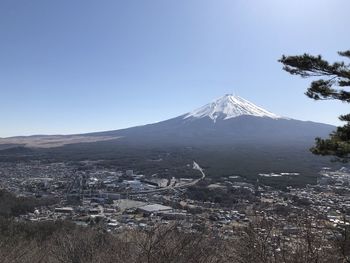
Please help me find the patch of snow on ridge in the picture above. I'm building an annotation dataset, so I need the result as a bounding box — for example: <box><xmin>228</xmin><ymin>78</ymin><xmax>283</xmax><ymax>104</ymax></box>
<box><xmin>184</xmin><ymin>94</ymin><xmax>282</xmax><ymax>122</ymax></box>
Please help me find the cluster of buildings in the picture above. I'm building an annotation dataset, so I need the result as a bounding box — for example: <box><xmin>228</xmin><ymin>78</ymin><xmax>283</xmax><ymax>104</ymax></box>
<box><xmin>0</xmin><ymin>161</ymin><xmax>349</xmax><ymax>242</ymax></box>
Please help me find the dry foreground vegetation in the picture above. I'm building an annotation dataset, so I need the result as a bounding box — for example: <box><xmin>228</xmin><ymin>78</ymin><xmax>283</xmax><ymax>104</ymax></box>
<box><xmin>0</xmin><ymin>218</ymin><xmax>349</xmax><ymax>263</ymax></box>
<box><xmin>0</xmin><ymin>190</ymin><xmax>349</xmax><ymax>263</ymax></box>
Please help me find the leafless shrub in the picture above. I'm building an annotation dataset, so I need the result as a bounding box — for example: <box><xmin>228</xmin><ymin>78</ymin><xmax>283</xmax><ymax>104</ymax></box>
<box><xmin>0</xmin><ymin>217</ymin><xmax>347</xmax><ymax>263</ymax></box>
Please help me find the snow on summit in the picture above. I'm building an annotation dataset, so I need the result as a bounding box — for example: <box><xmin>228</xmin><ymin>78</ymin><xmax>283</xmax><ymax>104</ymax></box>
<box><xmin>184</xmin><ymin>94</ymin><xmax>282</xmax><ymax>122</ymax></box>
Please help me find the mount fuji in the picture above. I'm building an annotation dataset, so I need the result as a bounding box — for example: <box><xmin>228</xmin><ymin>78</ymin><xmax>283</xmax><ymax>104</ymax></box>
<box><xmin>184</xmin><ymin>94</ymin><xmax>282</xmax><ymax>122</ymax></box>
<box><xmin>0</xmin><ymin>94</ymin><xmax>334</xmax><ymax>148</ymax></box>
<box><xmin>78</xmin><ymin>94</ymin><xmax>332</xmax><ymax>147</ymax></box>
<box><xmin>0</xmin><ymin>94</ymin><xmax>336</xmax><ymax>184</ymax></box>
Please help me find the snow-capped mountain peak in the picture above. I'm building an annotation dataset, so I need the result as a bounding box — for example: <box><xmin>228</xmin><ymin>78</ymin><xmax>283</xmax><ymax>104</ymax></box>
<box><xmin>184</xmin><ymin>94</ymin><xmax>282</xmax><ymax>122</ymax></box>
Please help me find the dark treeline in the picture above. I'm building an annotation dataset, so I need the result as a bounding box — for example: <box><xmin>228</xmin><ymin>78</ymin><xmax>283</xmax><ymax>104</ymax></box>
<box><xmin>0</xmin><ymin>189</ymin><xmax>58</xmax><ymax>217</ymax></box>
<box><xmin>0</xmin><ymin>189</ymin><xmax>58</xmax><ymax>218</ymax></box>
<box><xmin>0</xmin><ymin>141</ymin><xmax>336</xmax><ymax>189</ymax></box>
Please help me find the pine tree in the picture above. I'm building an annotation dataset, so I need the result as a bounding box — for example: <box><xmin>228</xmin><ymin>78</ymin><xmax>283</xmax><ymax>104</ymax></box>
<box><xmin>279</xmin><ymin>50</ymin><xmax>350</xmax><ymax>161</ymax></box>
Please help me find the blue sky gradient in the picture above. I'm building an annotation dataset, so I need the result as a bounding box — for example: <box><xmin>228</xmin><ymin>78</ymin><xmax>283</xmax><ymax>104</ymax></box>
<box><xmin>1</xmin><ymin>0</ymin><xmax>349</xmax><ymax>137</ymax></box>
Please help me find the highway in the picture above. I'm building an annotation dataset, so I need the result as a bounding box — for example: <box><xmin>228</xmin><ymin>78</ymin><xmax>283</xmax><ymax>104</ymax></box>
<box><xmin>114</xmin><ymin>161</ymin><xmax>206</xmax><ymax>195</ymax></box>
<box><xmin>73</xmin><ymin>161</ymin><xmax>207</xmax><ymax>198</ymax></box>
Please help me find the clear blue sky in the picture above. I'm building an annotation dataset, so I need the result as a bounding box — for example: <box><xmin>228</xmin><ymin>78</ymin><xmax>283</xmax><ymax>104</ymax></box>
<box><xmin>1</xmin><ymin>0</ymin><xmax>349</xmax><ymax>137</ymax></box>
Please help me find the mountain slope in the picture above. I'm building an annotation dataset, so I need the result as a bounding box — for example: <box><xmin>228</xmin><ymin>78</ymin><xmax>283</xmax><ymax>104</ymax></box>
<box><xmin>0</xmin><ymin>94</ymin><xmax>334</xmax><ymax>148</ymax></box>
<box><xmin>87</xmin><ymin>94</ymin><xmax>333</xmax><ymax>146</ymax></box>
<box><xmin>0</xmin><ymin>94</ymin><xmax>337</xmax><ymax>186</ymax></box>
